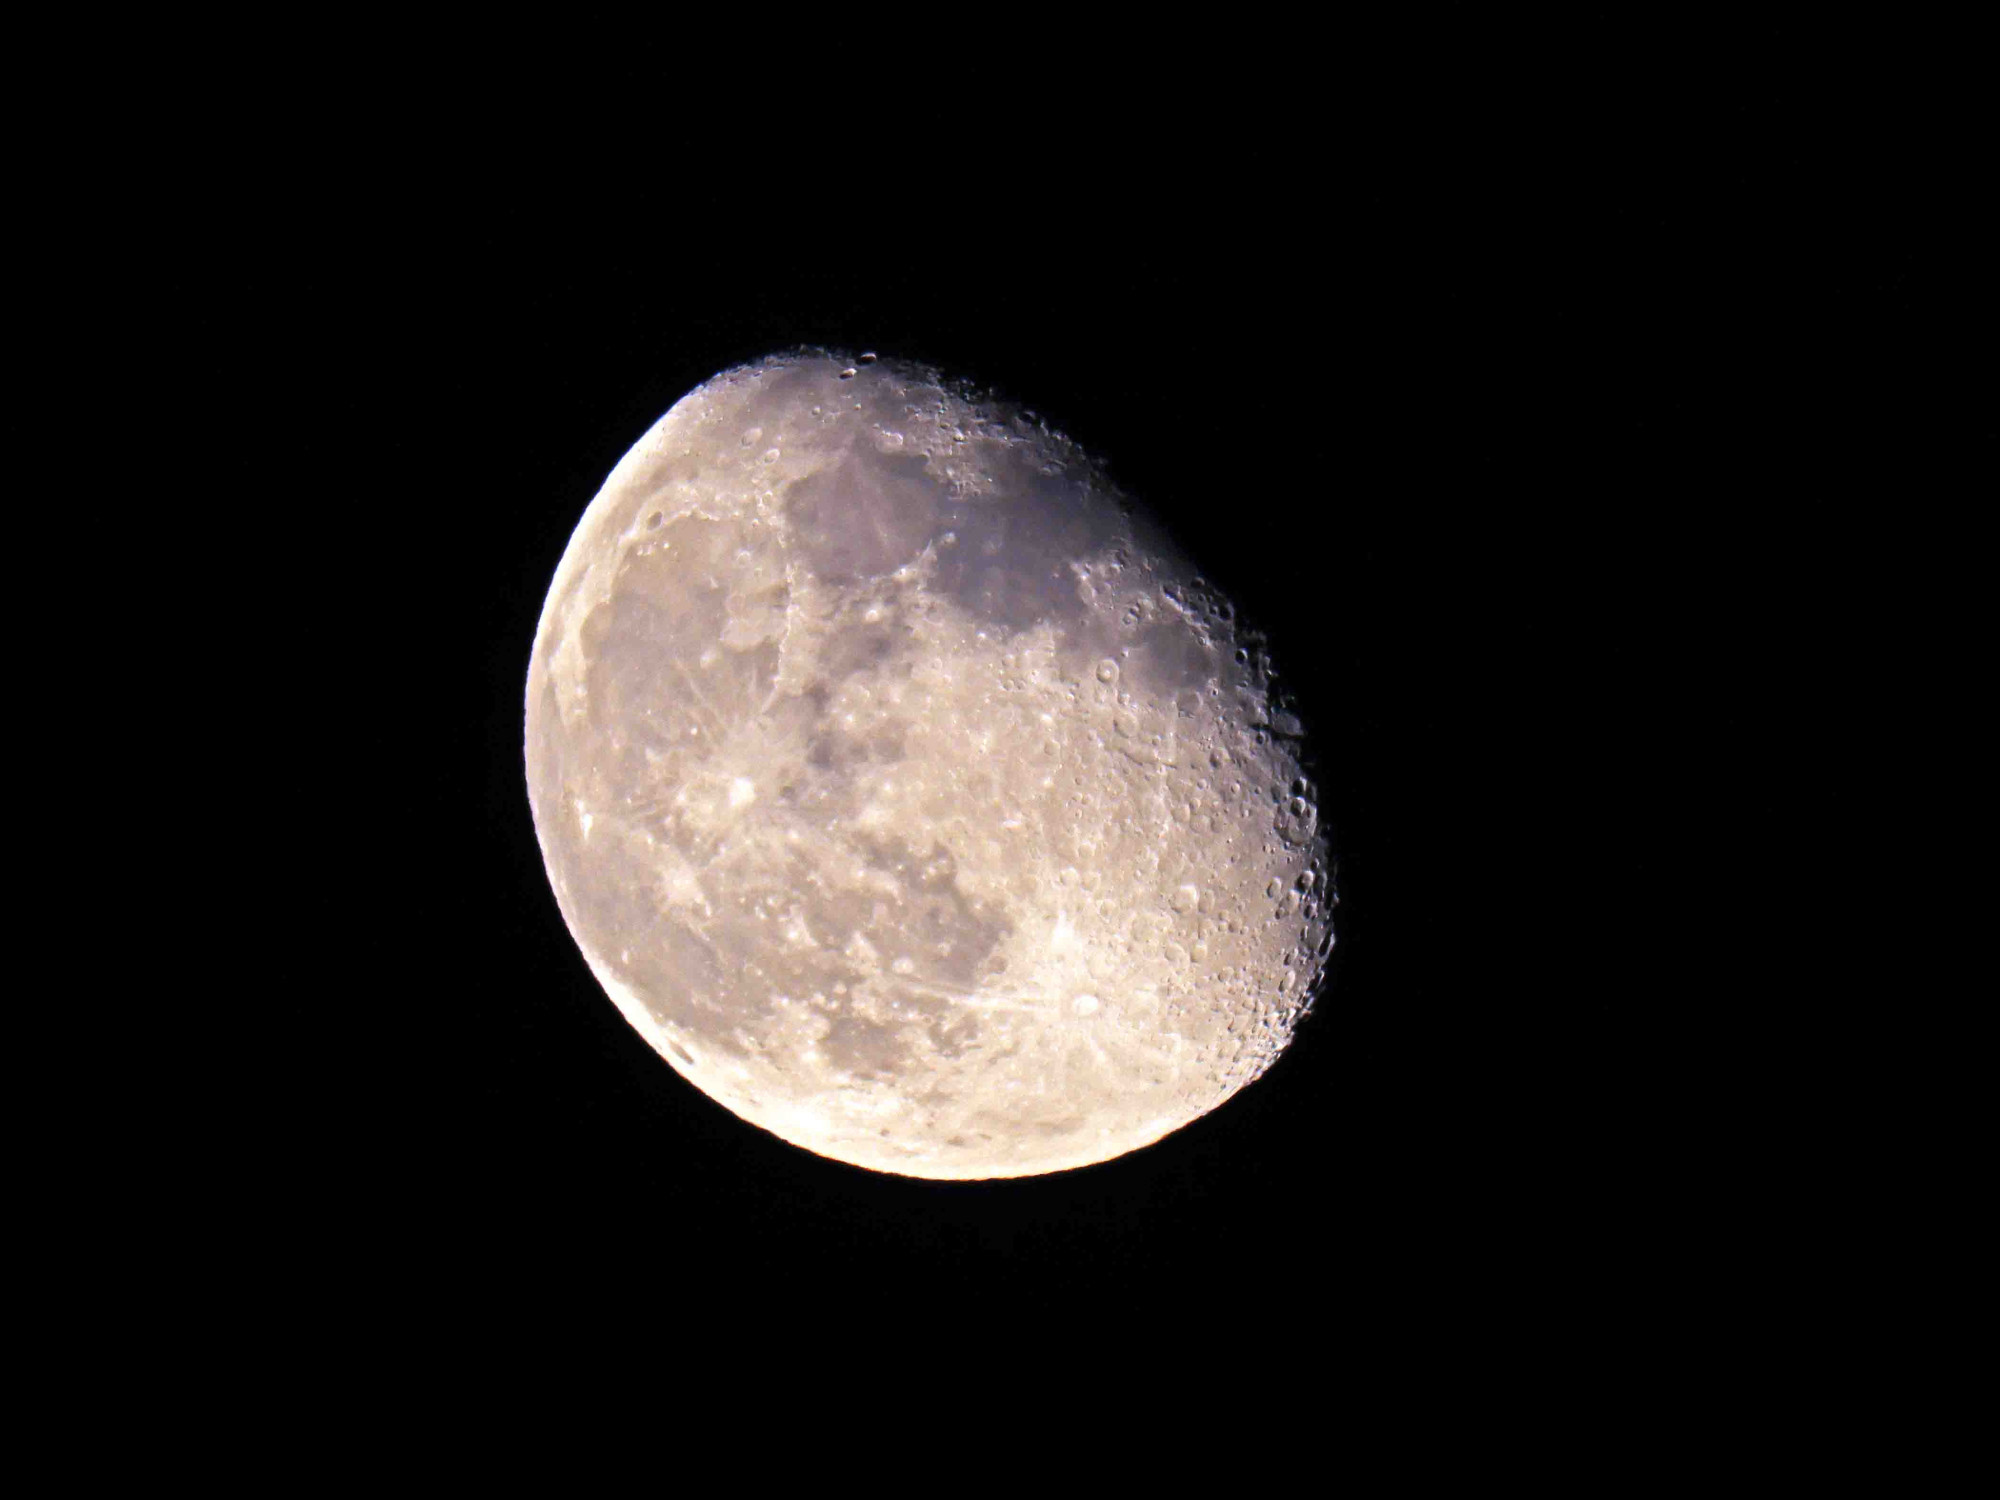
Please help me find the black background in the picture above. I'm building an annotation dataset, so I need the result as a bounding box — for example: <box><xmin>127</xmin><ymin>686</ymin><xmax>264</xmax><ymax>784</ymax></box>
<box><xmin>231</xmin><ymin>66</ymin><xmax>1934</xmax><ymax>1356</ymax></box>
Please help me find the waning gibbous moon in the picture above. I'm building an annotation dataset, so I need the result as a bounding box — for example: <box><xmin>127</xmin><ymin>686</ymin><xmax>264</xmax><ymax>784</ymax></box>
<box><xmin>524</xmin><ymin>350</ymin><xmax>1335</xmax><ymax>1179</ymax></box>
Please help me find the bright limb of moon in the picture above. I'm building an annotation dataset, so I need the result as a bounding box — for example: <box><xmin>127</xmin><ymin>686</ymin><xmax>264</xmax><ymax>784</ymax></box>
<box><xmin>525</xmin><ymin>351</ymin><xmax>1334</xmax><ymax>1179</ymax></box>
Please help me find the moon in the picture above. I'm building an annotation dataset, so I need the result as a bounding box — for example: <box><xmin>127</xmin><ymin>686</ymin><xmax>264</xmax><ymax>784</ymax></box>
<box><xmin>525</xmin><ymin>351</ymin><xmax>1334</xmax><ymax>1178</ymax></box>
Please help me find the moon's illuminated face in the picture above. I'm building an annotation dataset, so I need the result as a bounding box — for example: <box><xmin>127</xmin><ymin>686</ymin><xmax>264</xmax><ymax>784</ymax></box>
<box><xmin>525</xmin><ymin>352</ymin><xmax>1334</xmax><ymax>1178</ymax></box>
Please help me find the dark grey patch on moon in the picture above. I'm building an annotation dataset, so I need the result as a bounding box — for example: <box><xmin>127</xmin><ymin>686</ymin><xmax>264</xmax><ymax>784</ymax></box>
<box><xmin>784</xmin><ymin>446</ymin><xmax>940</xmax><ymax>587</ymax></box>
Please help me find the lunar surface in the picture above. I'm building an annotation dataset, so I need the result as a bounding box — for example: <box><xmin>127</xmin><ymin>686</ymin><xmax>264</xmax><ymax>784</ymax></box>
<box><xmin>525</xmin><ymin>351</ymin><xmax>1334</xmax><ymax>1178</ymax></box>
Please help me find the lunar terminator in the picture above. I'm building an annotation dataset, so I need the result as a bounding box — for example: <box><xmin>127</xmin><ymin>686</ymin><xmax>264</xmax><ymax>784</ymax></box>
<box><xmin>525</xmin><ymin>350</ymin><xmax>1333</xmax><ymax>1178</ymax></box>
